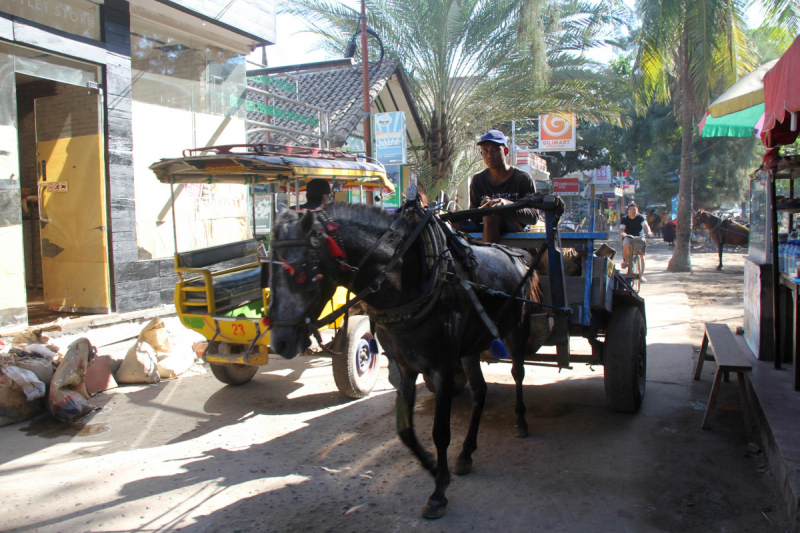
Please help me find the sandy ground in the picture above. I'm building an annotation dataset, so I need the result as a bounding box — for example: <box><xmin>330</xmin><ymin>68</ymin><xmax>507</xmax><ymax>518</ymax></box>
<box><xmin>0</xmin><ymin>237</ymin><xmax>791</xmax><ymax>533</ymax></box>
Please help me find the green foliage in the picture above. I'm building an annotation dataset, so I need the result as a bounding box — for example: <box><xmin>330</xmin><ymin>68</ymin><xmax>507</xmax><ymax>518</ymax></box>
<box><xmin>282</xmin><ymin>0</ymin><xmax>630</xmax><ymax>186</ymax></box>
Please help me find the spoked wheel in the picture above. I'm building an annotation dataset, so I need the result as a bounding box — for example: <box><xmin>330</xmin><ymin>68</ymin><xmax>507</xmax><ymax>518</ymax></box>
<box><xmin>332</xmin><ymin>316</ymin><xmax>381</xmax><ymax>399</ymax></box>
<box><xmin>603</xmin><ymin>306</ymin><xmax>647</xmax><ymax>412</ymax></box>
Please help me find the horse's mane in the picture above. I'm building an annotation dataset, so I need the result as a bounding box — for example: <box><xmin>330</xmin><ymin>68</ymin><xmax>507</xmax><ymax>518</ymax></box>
<box><xmin>325</xmin><ymin>201</ymin><xmax>409</xmax><ymax>233</ymax></box>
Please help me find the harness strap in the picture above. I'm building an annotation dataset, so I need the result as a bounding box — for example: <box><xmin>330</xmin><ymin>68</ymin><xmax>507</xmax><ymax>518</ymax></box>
<box><xmin>312</xmin><ymin>204</ymin><xmax>439</xmax><ymax>330</ymax></box>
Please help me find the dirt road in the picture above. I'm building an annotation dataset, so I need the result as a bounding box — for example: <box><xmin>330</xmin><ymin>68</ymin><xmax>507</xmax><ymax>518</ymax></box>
<box><xmin>0</xmin><ymin>238</ymin><xmax>790</xmax><ymax>532</ymax></box>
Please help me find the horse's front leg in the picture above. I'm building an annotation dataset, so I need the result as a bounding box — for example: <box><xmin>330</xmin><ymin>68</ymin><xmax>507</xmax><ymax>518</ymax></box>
<box><xmin>422</xmin><ymin>367</ymin><xmax>454</xmax><ymax>519</ymax></box>
<box><xmin>454</xmin><ymin>354</ymin><xmax>486</xmax><ymax>476</ymax></box>
<box><xmin>395</xmin><ymin>364</ymin><xmax>436</xmax><ymax>474</ymax></box>
<box><xmin>717</xmin><ymin>242</ymin><xmax>723</xmax><ymax>270</ymax></box>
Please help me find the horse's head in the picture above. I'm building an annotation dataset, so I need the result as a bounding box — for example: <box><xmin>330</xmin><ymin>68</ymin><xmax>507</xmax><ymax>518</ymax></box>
<box><xmin>693</xmin><ymin>210</ymin><xmax>706</xmax><ymax>228</ymax></box>
<box><xmin>267</xmin><ymin>208</ymin><xmax>343</xmax><ymax>359</ymax></box>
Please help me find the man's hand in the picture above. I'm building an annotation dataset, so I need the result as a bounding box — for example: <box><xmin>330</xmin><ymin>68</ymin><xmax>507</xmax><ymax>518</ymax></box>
<box><xmin>480</xmin><ymin>196</ymin><xmax>511</xmax><ymax>208</ymax></box>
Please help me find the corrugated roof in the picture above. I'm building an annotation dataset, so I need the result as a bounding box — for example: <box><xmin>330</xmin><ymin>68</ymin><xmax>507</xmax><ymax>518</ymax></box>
<box><xmin>247</xmin><ymin>59</ymin><xmax>406</xmax><ymax>147</ymax></box>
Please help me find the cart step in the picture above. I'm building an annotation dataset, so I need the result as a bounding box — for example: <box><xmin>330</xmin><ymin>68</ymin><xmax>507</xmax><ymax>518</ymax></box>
<box><xmin>624</xmin><ymin>273</ymin><xmax>640</xmax><ymax>280</ymax></box>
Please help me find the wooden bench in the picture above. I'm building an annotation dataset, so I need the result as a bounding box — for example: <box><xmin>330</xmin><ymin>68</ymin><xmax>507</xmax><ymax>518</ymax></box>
<box><xmin>693</xmin><ymin>323</ymin><xmax>753</xmax><ymax>431</ymax></box>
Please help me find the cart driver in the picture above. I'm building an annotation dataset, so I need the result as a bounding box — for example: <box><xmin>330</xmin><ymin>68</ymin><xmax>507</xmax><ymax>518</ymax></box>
<box><xmin>299</xmin><ymin>179</ymin><xmax>332</xmax><ymax>210</ymax></box>
<box><xmin>455</xmin><ymin>130</ymin><xmax>539</xmax><ymax>243</ymax></box>
<box><xmin>619</xmin><ymin>202</ymin><xmax>653</xmax><ymax>281</ymax></box>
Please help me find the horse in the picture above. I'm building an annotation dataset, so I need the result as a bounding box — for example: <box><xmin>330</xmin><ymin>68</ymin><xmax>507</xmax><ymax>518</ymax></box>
<box><xmin>650</xmin><ymin>214</ymin><xmax>663</xmax><ymax>238</ymax></box>
<box><xmin>267</xmin><ymin>202</ymin><xmax>539</xmax><ymax>519</ymax></box>
<box><xmin>693</xmin><ymin>210</ymin><xmax>749</xmax><ymax>270</ymax></box>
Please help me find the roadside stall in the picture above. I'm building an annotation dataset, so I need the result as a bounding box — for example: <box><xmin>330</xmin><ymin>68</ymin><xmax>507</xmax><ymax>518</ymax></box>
<box><xmin>742</xmin><ymin>36</ymin><xmax>800</xmax><ymax>391</ymax></box>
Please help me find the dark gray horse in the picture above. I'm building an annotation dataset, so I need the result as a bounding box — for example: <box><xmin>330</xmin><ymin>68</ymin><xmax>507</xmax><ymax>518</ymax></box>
<box><xmin>267</xmin><ymin>202</ymin><xmax>538</xmax><ymax>519</ymax></box>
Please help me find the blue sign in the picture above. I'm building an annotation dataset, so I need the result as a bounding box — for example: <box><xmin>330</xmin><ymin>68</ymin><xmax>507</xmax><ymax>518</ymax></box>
<box><xmin>374</xmin><ymin>112</ymin><xmax>407</xmax><ymax>165</ymax></box>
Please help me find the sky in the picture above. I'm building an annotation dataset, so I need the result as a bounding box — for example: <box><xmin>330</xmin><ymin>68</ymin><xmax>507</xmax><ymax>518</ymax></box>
<box><xmin>252</xmin><ymin>2</ymin><xmax>768</xmax><ymax>69</ymax></box>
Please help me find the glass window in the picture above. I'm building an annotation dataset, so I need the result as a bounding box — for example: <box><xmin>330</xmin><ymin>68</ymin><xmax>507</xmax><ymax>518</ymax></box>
<box><xmin>130</xmin><ymin>17</ymin><xmax>248</xmax><ymax>260</ymax></box>
<box><xmin>13</xmin><ymin>46</ymin><xmax>98</xmax><ymax>87</ymax></box>
<box><xmin>0</xmin><ymin>0</ymin><xmax>103</xmax><ymax>41</ymax></box>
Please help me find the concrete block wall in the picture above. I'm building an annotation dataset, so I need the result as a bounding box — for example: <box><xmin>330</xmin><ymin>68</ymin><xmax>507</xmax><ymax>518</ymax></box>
<box><xmin>103</xmin><ymin>0</ymin><xmax>176</xmax><ymax>311</ymax></box>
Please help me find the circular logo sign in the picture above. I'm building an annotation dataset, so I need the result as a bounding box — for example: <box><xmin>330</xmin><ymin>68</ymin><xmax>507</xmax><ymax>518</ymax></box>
<box><xmin>377</xmin><ymin>115</ymin><xmax>392</xmax><ymax>127</ymax></box>
<box><xmin>542</xmin><ymin>115</ymin><xmax>571</xmax><ymax>137</ymax></box>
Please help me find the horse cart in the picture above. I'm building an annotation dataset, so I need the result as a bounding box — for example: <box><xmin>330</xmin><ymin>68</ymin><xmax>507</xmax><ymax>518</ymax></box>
<box><xmin>441</xmin><ymin>196</ymin><xmax>647</xmax><ymax>412</ymax></box>
<box><xmin>148</xmin><ymin>143</ymin><xmax>396</xmax><ymax>398</ymax></box>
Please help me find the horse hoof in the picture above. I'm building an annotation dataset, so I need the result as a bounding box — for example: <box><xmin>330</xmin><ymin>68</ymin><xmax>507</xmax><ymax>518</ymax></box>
<box><xmin>516</xmin><ymin>424</ymin><xmax>528</xmax><ymax>438</ymax></box>
<box><xmin>421</xmin><ymin>497</ymin><xmax>448</xmax><ymax>519</ymax></box>
<box><xmin>454</xmin><ymin>456</ymin><xmax>472</xmax><ymax>476</ymax></box>
<box><xmin>717</xmin><ymin>266</ymin><xmax>722</xmax><ymax>271</ymax></box>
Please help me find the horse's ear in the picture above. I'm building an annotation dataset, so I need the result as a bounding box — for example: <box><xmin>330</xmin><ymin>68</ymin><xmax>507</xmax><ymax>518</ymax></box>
<box><xmin>300</xmin><ymin>209</ymin><xmax>314</xmax><ymax>234</ymax></box>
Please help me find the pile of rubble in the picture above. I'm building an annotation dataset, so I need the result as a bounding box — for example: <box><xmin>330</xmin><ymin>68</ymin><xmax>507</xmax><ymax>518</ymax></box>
<box><xmin>0</xmin><ymin>318</ymin><xmax>197</xmax><ymax>427</ymax></box>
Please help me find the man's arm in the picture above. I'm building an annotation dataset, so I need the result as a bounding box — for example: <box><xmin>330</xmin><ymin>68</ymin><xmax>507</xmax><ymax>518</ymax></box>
<box><xmin>642</xmin><ymin>220</ymin><xmax>653</xmax><ymax>237</ymax></box>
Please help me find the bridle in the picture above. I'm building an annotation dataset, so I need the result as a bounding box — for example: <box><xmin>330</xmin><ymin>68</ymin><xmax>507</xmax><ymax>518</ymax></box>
<box><xmin>268</xmin><ymin>209</ymin><xmax>354</xmax><ymax>329</ymax></box>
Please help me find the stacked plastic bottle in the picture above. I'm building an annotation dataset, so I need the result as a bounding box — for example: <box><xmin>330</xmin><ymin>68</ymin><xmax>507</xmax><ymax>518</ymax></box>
<box><xmin>780</xmin><ymin>237</ymin><xmax>800</xmax><ymax>277</ymax></box>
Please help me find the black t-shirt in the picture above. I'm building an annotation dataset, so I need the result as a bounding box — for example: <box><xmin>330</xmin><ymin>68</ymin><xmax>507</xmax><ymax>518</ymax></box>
<box><xmin>469</xmin><ymin>167</ymin><xmax>538</xmax><ymax>225</ymax></box>
<box><xmin>620</xmin><ymin>214</ymin><xmax>646</xmax><ymax>237</ymax></box>
<box><xmin>469</xmin><ymin>167</ymin><xmax>537</xmax><ymax>208</ymax></box>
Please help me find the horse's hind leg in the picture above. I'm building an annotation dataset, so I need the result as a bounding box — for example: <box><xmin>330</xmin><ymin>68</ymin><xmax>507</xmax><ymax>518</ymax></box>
<box><xmin>454</xmin><ymin>354</ymin><xmax>486</xmax><ymax>476</ymax></box>
<box><xmin>511</xmin><ymin>347</ymin><xmax>528</xmax><ymax>438</ymax></box>
<box><xmin>717</xmin><ymin>243</ymin><xmax>723</xmax><ymax>270</ymax></box>
<box><xmin>395</xmin><ymin>365</ymin><xmax>436</xmax><ymax>474</ymax></box>
<box><xmin>422</xmin><ymin>368</ymin><xmax>454</xmax><ymax>519</ymax></box>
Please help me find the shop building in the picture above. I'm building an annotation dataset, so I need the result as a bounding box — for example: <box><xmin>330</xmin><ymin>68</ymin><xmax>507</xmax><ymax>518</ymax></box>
<box><xmin>0</xmin><ymin>0</ymin><xmax>276</xmax><ymax>332</ymax></box>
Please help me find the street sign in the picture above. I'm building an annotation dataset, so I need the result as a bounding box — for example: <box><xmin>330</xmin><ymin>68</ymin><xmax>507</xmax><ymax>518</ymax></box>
<box><xmin>592</xmin><ymin>166</ymin><xmax>612</xmax><ymax>185</ymax></box>
<box><xmin>552</xmin><ymin>177</ymin><xmax>580</xmax><ymax>196</ymax></box>
<box><xmin>539</xmin><ymin>114</ymin><xmax>577</xmax><ymax>151</ymax></box>
<box><xmin>374</xmin><ymin>112</ymin><xmax>407</xmax><ymax>165</ymax></box>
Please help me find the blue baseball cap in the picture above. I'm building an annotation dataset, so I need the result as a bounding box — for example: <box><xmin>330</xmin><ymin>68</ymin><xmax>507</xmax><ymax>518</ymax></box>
<box><xmin>478</xmin><ymin>130</ymin><xmax>508</xmax><ymax>147</ymax></box>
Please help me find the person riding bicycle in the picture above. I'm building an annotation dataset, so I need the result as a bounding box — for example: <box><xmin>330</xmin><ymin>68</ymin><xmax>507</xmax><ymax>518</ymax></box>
<box><xmin>619</xmin><ymin>203</ymin><xmax>653</xmax><ymax>281</ymax></box>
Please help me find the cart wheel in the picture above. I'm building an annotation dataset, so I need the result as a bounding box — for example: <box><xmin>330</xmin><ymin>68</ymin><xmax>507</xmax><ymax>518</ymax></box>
<box><xmin>423</xmin><ymin>360</ymin><xmax>468</xmax><ymax>396</ymax></box>
<box><xmin>603</xmin><ymin>306</ymin><xmax>646</xmax><ymax>413</ymax></box>
<box><xmin>210</xmin><ymin>363</ymin><xmax>259</xmax><ymax>386</ymax></box>
<box><xmin>333</xmin><ymin>316</ymin><xmax>380</xmax><ymax>399</ymax></box>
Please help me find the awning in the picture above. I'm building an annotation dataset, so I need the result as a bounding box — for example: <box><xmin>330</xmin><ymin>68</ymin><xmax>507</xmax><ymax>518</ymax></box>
<box><xmin>698</xmin><ymin>103</ymin><xmax>764</xmax><ymax>137</ymax></box>
<box><xmin>763</xmin><ymin>35</ymin><xmax>800</xmax><ymax>134</ymax></box>
<box><xmin>708</xmin><ymin>60</ymin><xmax>778</xmax><ymax>118</ymax></box>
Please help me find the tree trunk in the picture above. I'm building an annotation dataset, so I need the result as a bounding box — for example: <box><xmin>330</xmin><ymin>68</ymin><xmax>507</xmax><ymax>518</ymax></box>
<box><xmin>668</xmin><ymin>44</ymin><xmax>693</xmax><ymax>273</ymax></box>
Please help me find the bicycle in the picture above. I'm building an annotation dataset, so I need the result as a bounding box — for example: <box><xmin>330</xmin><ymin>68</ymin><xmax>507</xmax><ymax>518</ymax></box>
<box><xmin>623</xmin><ymin>235</ymin><xmax>647</xmax><ymax>293</ymax></box>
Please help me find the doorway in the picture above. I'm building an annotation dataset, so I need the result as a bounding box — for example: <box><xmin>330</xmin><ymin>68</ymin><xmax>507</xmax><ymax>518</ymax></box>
<box><xmin>13</xmin><ymin>56</ymin><xmax>110</xmax><ymax>325</ymax></box>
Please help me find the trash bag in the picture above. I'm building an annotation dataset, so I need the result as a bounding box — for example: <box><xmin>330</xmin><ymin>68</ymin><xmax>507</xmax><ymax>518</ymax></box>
<box><xmin>116</xmin><ymin>337</ymin><xmax>160</xmax><ymax>384</ymax></box>
<box><xmin>25</xmin><ymin>344</ymin><xmax>60</xmax><ymax>362</ymax></box>
<box><xmin>157</xmin><ymin>351</ymin><xmax>194</xmax><ymax>379</ymax></box>
<box><xmin>48</xmin><ymin>338</ymin><xmax>97</xmax><ymax>423</ymax></box>
<box><xmin>0</xmin><ymin>371</ymin><xmax>44</xmax><ymax>427</ymax></box>
<box><xmin>0</xmin><ymin>366</ymin><xmax>45</xmax><ymax>400</ymax></box>
<box><xmin>141</xmin><ymin>317</ymin><xmax>172</xmax><ymax>355</ymax></box>
<box><xmin>13</xmin><ymin>357</ymin><xmax>55</xmax><ymax>385</ymax></box>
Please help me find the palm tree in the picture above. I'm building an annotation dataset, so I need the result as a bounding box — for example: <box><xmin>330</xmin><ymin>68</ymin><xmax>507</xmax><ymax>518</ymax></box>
<box><xmin>635</xmin><ymin>0</ymin><xmax>752</xmax><ymax>272</ymax></box>
<box><xmin>283</xmin><ymin>0</ymin><xmax>628</xmax><ymax>191</ymax></box>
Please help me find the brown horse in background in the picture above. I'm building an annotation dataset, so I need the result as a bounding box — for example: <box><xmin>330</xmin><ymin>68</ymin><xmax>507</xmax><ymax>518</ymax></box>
<box><xmin>693</xmin><ymin>210</ymin><xmax>749</xmax><ymax>270</ymax></box>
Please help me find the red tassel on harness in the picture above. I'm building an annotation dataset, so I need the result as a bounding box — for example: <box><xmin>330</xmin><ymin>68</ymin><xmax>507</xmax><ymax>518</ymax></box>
<box><xmin>281</xmin><ymin>259</ymin><xmax>295</xmax><ymax>276</ymax></box>
<box><xmin>326</xmin><ymin>222</ymin><xmax>339</xmax><ymax>233</ymax></box>
<box><xmin>327</xmin><ymin>236</ymin><xmax>346</xmax><ymax>260</ymax></box>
